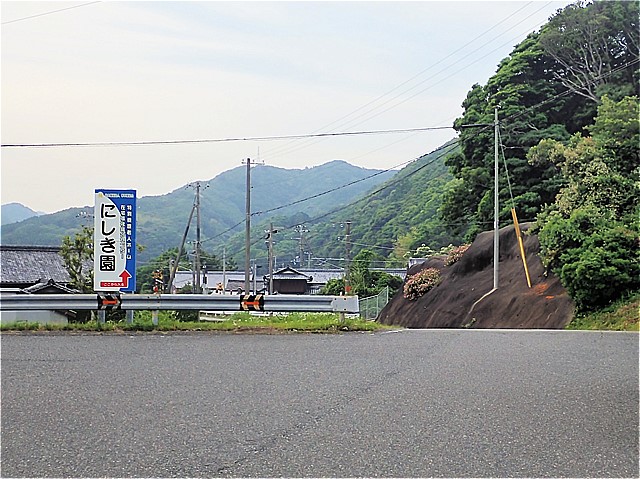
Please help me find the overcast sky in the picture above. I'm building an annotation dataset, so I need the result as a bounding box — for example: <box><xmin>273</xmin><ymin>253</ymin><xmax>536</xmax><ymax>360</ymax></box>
<box><xmin>1</xmin><ymin>0</ymin><xmax>573</xmax><ymax>214</ymax></box>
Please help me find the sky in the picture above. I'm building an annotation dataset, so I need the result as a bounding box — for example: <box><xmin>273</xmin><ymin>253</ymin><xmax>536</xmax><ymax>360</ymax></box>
<box><xmin>1</xmin><ymin>0</ymin><xmax>574</xmax><ymax>214</ymax></box>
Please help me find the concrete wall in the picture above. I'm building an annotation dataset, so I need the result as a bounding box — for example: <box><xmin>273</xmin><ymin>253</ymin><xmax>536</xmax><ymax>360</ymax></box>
<box><xmin>0</xmin><ymin>310</ymin><xmax>69</xmax><ymax>325</ymax></box>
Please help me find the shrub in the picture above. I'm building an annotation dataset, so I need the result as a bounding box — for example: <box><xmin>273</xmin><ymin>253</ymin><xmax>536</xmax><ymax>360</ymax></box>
<box><xmin>445</xmin><ymin>244</ymin><xmax>470</xmax><ymax>266</ymax></box>
<box><xmin>403</xmin><ymin>268</ymin><xmax>441</xmax><ymax>301</ymax></box>
<box><xmin>558</xmin><ymin>225</ymin><xmax>639</xmax><ymax>312</ymax></box>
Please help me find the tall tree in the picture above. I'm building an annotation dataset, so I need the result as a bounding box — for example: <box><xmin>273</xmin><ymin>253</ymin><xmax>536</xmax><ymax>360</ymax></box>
<box><xmin>60</xmin><ymin>226</ymin><xmax>93</xmax><ymax>293</ymax></box>
<box><xmin>539</xmin><ymin>0</ymin><xmax>640</xmax><ymax>103</ymax></box>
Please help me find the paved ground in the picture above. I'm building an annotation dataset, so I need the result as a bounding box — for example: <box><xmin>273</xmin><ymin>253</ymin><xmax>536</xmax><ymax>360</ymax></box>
<box><xmin>1</xmin><ymin>329</ymin><xmax>638</xmax><ymax>478</ymax></box>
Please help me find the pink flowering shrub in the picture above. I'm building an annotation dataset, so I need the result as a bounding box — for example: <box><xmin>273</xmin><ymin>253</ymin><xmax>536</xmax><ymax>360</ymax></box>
<box><xmin>445</xmin><ymin>244</ymin><xmax>470</xmax><ymax>266</ymax></box>
<box><xmin>403</xmin><ymin>267</ymin><xmax>441</xmax><ymax>300</ymax></box>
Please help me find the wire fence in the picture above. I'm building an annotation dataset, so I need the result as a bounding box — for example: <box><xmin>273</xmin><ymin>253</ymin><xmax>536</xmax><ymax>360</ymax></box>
<box><xmin>358</xmin><ymin>287</ymin><xmax>390</xmax><ymax>320</ymax></box>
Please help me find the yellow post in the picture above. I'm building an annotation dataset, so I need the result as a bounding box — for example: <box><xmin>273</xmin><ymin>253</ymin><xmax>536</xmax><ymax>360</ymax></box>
<box><xmin>511</xmin><ymin>208</ymin><xmax>532</xmax><ymax>288</ymax></box>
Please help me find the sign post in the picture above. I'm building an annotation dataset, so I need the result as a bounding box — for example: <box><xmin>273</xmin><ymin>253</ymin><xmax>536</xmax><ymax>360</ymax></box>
<box><xmin>94</xmin><ymin>189</ymin><xmax>136</xmax><ymax>293</ymax></box>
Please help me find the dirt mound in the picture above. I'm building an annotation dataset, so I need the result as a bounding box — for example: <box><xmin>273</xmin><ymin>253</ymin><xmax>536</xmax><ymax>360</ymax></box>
<box><xmin>377</xmin><ymin>223</ymin><xmax>574</xmax><ymax>329</ymax></box>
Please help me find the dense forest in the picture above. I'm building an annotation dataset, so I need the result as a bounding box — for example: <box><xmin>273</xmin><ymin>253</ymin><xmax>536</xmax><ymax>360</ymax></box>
<box><xmin>441</xmin><ymin>0</ymin><xmax>638</xmax><ymax>240</ymax></box>
<box><xmin>438</xmin><ymin>0</ymin><xmax>639</xmax><ymax>311</ymax></box>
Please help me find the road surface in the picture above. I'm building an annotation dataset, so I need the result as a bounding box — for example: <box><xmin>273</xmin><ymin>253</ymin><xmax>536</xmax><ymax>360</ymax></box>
<box><xmin>1</xmin><ymin>329</ymin><xmax>638</xmax><ymax>477</ymax></box>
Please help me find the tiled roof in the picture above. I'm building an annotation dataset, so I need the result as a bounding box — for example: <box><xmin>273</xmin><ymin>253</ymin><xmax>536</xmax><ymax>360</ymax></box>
<box><xmin>22</xmin><ymin>279</ymin><xmax>78</xmax><ymax>294</ymax></box>
<box><xmin>267</xmin><ymin>266</ymin><xmax>311</xmax><ymax>281</ymax></box>
<box><xmin>0</xmin><ymin>245</ymin><xmax>71</xmax><ymax>285</ymax></box>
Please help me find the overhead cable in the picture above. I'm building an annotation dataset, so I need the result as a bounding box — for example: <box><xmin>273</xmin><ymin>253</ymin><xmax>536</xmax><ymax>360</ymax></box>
<box><xmin>0</xmin><ymin>126</ymin><xmax>453</xmax><ymax>149</ymax></box>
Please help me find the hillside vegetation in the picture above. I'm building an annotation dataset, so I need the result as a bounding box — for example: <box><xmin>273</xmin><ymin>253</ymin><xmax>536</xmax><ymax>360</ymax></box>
<box><xmin>1</xmin><ymin>203</ymin><xmax>41</xmax><ymax>225</ymax></box>
<box><xmin>379</xmin><ymin>0</ymin><xmax>639</xmax><ymax>324</ymax></box>
<box><xmin>220</xmin><ymin>140</ymin><xmax>461</xmax><ymax>269</ymax></box>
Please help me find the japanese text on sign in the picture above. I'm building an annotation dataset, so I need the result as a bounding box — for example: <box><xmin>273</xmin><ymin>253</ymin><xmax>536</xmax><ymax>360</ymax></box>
<box><xmin>94</xmin><ymin>189</ymin><xmax>136</xmax><ymax>292</ymax></box>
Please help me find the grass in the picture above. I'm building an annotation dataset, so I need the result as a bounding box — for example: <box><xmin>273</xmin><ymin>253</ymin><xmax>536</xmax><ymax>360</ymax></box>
<box><xmin>0</xmin><ymin>311</ymin><xmax>394</xmax><ymax>334</ymax></box>
<box><xmin>565</xmin><ymin>293</ymin><xmax>640</xmax><ymax>331</ymax></box>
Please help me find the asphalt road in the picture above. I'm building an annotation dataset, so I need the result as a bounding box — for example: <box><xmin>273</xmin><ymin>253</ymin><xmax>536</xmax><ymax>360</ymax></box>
<box><xmin>1</xmin><ymin>329</ymin><xmax>638</xmax><ymax>478</ymax></box>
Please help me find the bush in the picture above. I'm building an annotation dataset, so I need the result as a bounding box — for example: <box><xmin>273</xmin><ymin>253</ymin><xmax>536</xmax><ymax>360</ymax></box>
<box><xmin>445</xmin><ymin>244</ymin><xmax>470</xmax><ymax>266</ymax></box>
<box><xmin>559</xmin><ymin>225</ymin><xmax>639</xmax><ymax>312</ymax></box>
<box><xmin>403</xmin><ymin>268</ymin><xmax>441</xmax><ymax>301</ymax></box>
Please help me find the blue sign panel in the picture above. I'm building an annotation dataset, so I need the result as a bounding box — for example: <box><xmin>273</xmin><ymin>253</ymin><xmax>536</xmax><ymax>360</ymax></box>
<box><xmin>93</xmin><ymin>189</ymin><xmax>136</xmax><ymax>292</ymax></box>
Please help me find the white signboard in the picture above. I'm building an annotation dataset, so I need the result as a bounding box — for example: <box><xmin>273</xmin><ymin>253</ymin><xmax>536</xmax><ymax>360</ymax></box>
<box><xmin>93</xmin><ymin>189</ymin><xmax>136</xmax><ymax>292</ymax></box>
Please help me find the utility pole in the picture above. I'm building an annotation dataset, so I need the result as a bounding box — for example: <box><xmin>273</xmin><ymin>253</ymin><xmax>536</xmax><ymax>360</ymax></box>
<box><xmin>295</xmin><ymin>224</ymin><xmax>308</xmax><ymax>269</ymax></box>
<box><xmin>494</xmin><ymin>108</ymin><xmax>499</xmax><ymax>290</ymax></box>
<box><xmin>244</xmin><ymin>158</ymin><xmax>252</xmax><ymax>293</ymax></box>
<box><xmin>194</xmin><ymin>181</ymin><xmax>202</xmax><ymax>294</ymax></box>
<box><xmin>222</xmin><ymin>247</ymin><xmax>226</xmax><ymax>294</ymax></box>
<box><xmin>344</xmin><ymin>220</ymin><xmax>352</xmax><ymax>294</ymax></box>
<box><xmin>458</xmin><ymin>115</ymin><xmax>500</xmax><ymax>291</ymax></box>
<box><xmin>267</xmin><ymin>222</ymin><xmax>278</xmax><ymax>294</ymax></box>
<box><xmin>167</xmin><ymin>202</ymin><xmax>196</xmax><ymax>292</ymax></box>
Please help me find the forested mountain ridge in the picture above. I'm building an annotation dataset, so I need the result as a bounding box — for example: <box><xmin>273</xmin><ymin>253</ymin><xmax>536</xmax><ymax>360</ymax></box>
<box><xmin>0</xmin><ymin>160</ymin><xmax>395</xmax><ymax>263</ymax></box>
<box><xmin>308</xmin><ymin>140</ymin><xmax>462</xmax><ymax>264</ymax></box>
<box><xmin>217</xmin><ymin>141</ymin><xmax>460</xmax><ymax>269</ymax></box>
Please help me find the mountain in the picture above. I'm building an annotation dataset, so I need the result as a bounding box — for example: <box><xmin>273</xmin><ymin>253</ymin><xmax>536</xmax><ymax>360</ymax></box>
<box><xmin>305</xmin><ymin>140</ymin><xmax>461</xmax><ymax>263</ymax></box>
<box><xmin>0</xmin><ymin>161</ymin><xmax>396</xmax><ymax>262</ymax></box>
<box><xmin>1</xmin><ymin>203</ymin><xmax>41</xmax><ymax>226</ymax></box>
<box><xmin>216</xmin><ymin>140</ymin><xmax>461</xmax><ymax>270</ymax></box>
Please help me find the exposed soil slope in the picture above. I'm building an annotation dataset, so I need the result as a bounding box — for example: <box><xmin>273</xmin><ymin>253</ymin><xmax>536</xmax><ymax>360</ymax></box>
<box><xmin>378</xmin><ymin>224</ymin><xmax>574</xmax><ymax>329</ymax></box>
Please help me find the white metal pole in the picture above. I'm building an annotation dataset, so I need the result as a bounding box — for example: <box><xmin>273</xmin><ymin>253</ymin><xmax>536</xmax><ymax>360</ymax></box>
<box><xmin>245</xmin><ymin>158</ymin><xmax>251</xmax><ymax>293</ymax></box>
<box><xmin>494</xmin><ymin>107</ymin><xmax>499</xmax><ymax>290</ymax></box>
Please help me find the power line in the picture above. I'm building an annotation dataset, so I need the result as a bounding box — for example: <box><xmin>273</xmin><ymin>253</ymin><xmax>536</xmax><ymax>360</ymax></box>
<box><xmin>261</xmin><ymin>2</ymin><xmax>547</xmax><ymax>160</ymax></box>
<box><xmin>0</xmin><ymin>126</ymin><xmax>453</xmax><ymax>149</ymax></box>
<box><xmin>203</xmin><ymin>140</ymin><xmax>461</xmax><ymax>260</ymax></box>
<box><xmin>142</xmin><ymin>58</ymin><xmax>640</xmax><ymax>262</ymax></box>
<box><xmin>252</xmin><ymin>156</ymin><xmax>418</xmax><ymax>217</ymax></box>
<box><xmin>1</xmin><ymin>1</ymin><xmax>101</xmax><ymax>25</ymax></box>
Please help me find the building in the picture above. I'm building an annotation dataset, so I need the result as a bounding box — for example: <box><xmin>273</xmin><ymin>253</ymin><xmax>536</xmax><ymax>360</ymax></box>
<box><xmin>0</xmin><ymin>245</ymin><xmax>72</xmax><ymax>290</ymax></box>
<box><xmin>0</xmin><ymin>245</ymin><xmax>79</xmax><ymax>324</ymax></box>
<box><xmin>167</xmin><ymin>267</ymin><xmax>406</xmax><ymax>295</ymax></box>
<box><xmin>265</xmin><ymin>266</ymin><xmax>313</xmax><ymax>294</ymax></box>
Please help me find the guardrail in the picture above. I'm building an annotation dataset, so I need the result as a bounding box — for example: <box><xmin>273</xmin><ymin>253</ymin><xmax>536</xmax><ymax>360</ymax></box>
<box><xmin>0</xmin><ymin>293</ymin><xmax>360</xmax><ymax>314</ymax></box>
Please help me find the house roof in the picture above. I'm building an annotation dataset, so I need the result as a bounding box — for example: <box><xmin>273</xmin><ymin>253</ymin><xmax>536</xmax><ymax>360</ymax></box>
<box><xmin>297</xmin><ymin>269</ymin><xmax>344</xmax><ymax>284</ymax></box>
<box><xmin>265</xmin><ymin>266</ymin><xmax>312</xmax><ymax>281</ymax></box>
<box><xmin>21</xmin><ymin>279</ymin><xmax>79</xmax><ymax>294</ymax></box>
<box><xmin>0</xmin><ymin>245</ymin><xmax>72</xmax><ymax>285</ymax></box>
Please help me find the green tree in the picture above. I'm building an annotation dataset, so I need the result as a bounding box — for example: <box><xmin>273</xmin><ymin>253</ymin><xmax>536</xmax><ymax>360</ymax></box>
<box><xmin>60</xmin><ymin>226</ymin><xmax>93</xmax><ymax>293</ymax></box>
<box><xmin>440</xmin><ymin>1</ymin><xmax>638</xmax><ymax>240</ymax></box>
<box><xmin>531</xmin><ymin>95</ymin><xmax>640</xmax><ymax>311</ymax></box>
<box><xmin>539</xmin><ymin>0</ymin><xmax>639</xmax><ymax>102</ymax></box>
<box><xmin>349</xmin><ymin>249</ymin><xmax>403</xmax><ymax>297</ymax></box>
<box><xmin>319</xmin><ymin>278</ymin><xmax>345</xmax><ymax>296</ymax></box>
